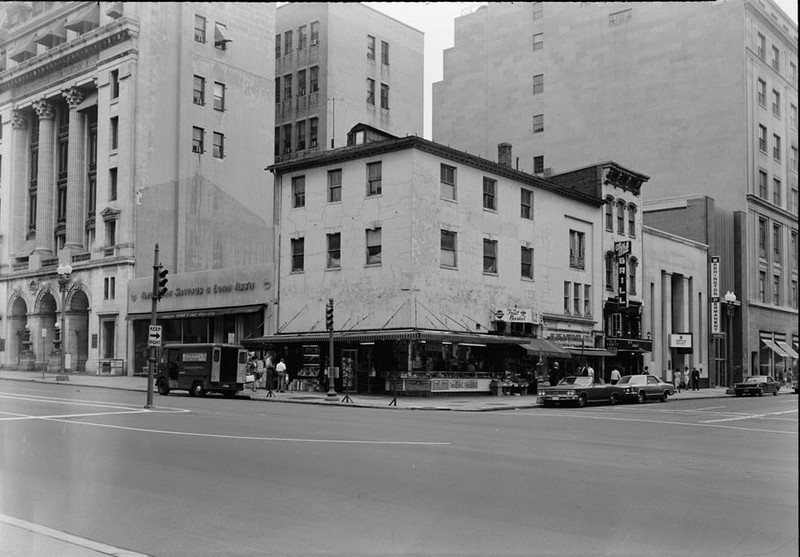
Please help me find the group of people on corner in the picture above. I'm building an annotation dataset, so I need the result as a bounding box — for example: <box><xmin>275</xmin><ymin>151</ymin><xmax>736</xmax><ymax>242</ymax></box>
<box><xmin>246</xmin><ymin>352</ymin><xmax>289</xmax><ymax>392</ymax></box>
<box><xmin>672</xmin><ymin>366</ymin><xmax>701</xmax><ymax>393</ymax></box>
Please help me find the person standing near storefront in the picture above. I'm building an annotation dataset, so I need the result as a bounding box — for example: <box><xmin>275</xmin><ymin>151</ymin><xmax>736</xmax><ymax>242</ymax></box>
<box><xmin>691</xmin><ymin>366</ymin><xmax>700</xmax><ymax>391</ymax></box>
<box><xmin>610</xmin><ymin>366</ymin><xmax>621</xmax><ymax>385</ymax></box>
<box><xmin>549</xmin><ymin>362</ymin><xmax>560</xmax><ymax>386</ymax></box>
<box><xmin>265</xmin><ymin>352</ymin><xmax>275</xmax><ymax>391</ymax></box>
<box><xmin>585</xmin><ymin>363</ymin><xmax>595</xmax><ymax>383</ymax></box>
<box><xmin>276</xmin><ymin>358</ymin><xmax>287</xmax><ymax>392</ymax></box>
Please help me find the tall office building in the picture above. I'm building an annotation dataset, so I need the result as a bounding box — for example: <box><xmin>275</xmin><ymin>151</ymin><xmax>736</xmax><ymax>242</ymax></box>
<box><xmin>0</xmin><ymin>2</ymin><xmax>275</xmax><ymax>374</ymax></box>
<box><xmin>432</xmin><ymin>1</ymin><xmax>798</xmax><ymax>381</ymax></box>
<box><xmin>274</xmin><ymin>2</ymin><xmax>423</xmax><ymax>162</ymax></box>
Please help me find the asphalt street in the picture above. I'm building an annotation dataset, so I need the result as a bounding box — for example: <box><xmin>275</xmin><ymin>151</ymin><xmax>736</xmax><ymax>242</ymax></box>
<box><xmin>1</xmin><ymin>382</ymin><xmax>797</xmax><ymax>557</ymax></box>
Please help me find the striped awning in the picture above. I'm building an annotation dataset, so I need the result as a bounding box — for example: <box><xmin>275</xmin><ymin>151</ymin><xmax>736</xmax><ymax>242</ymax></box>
<box><xmin>242</xmin><ymin>329</ymin><xmax>532</xmax><ymax>349</ymax></box>
<box><xmin>775</xmin><ymin>340</ymin><xmax>798</xmax><ymax>359</ymax></box>
<box><xmin>65</xmin><ymin>3</ymin><xmax>100</xmax><ymax>34</ymax></box>
<box><xmin>520</xmin><ymin>338</ymin><xmax>572</xmax><ymax>357</ymax></box>
<box><xmin>762</xmin><ymin>339</ymin><xmax>791</xmax><ymax>358</ymax></box>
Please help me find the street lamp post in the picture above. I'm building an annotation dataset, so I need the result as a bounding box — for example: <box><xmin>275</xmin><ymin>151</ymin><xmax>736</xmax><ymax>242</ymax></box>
<box><xmin>56</xmin><ymin>264</ymin><xmax>73</xmax><ymax>381</ymax></box>
<box><xmin>724</xmin><ymin>290</ymin><xmax>737</xmax><ymax>389</ymax></box>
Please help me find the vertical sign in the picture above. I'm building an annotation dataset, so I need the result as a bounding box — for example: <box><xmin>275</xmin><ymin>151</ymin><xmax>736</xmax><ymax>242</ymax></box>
<box><xmin>615</xmin><ymin>241</ymin><xmax>631</xmax><ymax>308</ymax></box>
<box><xmin>710</xmin><ymin>256</ymin><xmax>721</xmax><ymax>334</ymax></box>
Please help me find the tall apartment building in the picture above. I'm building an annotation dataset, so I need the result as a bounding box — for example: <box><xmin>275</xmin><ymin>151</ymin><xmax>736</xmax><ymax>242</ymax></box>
<box><xmin>432</xmin><ymin>1</ymin><xmax>798</xmax><ymax>382</ymax></box>
<box><xmin>274</xmin><ymin>2</ymin><xmax>423</xmax><ymax>163</ymax></box>
<box><xmin>0</xmin><ymin>2</ymin><xmax>275</xmax><ymax>374</ymax></box>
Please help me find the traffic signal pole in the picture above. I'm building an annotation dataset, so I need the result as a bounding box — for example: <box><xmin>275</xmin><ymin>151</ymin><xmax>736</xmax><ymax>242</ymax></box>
<box><xmin>145</xmin><ymin>244</ymin><xmax>160</xmax><ymax>409</ymax></box>
<box><xmin>325</xmin><ymin>298</ymin><xmax>337</xmax><ymax>401</ymax></box>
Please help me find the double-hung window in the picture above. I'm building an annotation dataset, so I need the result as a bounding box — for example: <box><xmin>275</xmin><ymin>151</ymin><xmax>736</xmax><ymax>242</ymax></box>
<box><xmin>367</xmin><ymin>78</ymin><xmax>375</xmax><ymax>105</ymax></box>
<box><xmin>483</xmin><ymin>177</ymin><xmax>497</xmax><ymax>211</ymax></box>
<box><xmin>757</xmin><ymin>79</ymin><xmax>766</xmax><ymax>106</ymax></box>
<box><xmin>773</xmin><ymin>178</ymin><xmax>781</xmax><ymax>206</ymax></box>
<box><xmin>381</xmin><ymin>41</ymin><xmax>389</xmax><ymax>65</ymax></box>
<box><xmin>773</xmin><ymin>89</ymin><xmax>781</xmax><ymax>117</ymax></box>
<box><xmin>192</xmin><ymin>126</ymin><xmax>204</xmax><ymax>153</ymax></box>
<box><xmin>327</xmin><ymin>233</ymin><xmax>341</xmax><ymax>269</ymax></box>
<box><xmin>441</xmin><ymin>230</ymin><xmax>457</xmax><ymax>268</ymax></box>
<box><xmin>367</xmin><ymin>162</ymin><xmax>382</xmax><ymax>196</ymax></box>
<box><xmin>283</xmin><ymin>74</ymin><xmax>292</xmax><ymax>101</ymax></box>
<box><xmin>291</xmin><ymin>238</ymin><xmax>304</xmax><ymax>272</ymax></box>
<box><xmin>296</xmin><ymin>120</ymin><xmax>306</xmax><ymax>150</ymax></box>
<box><xmin>297</xmin><ymin>70</ymin><xmax>306</xmax><ymax>96</ymax></box>
<box><xmin>483</xmin><ymin>239</ymin><xmax>498</xmax><ymax>274</ymax></box>
<box><xmin>628</xmin><ymin>205</ymin><xmax>636</xmax><ymax>237</ymax></box>
<box><xmin>380</xmin><ymin>83</ymin><xmax>389</xmax><ymax>109</ymax></box>
<box><xmin>309</xmin><ymin>66</ymin><xmax>319</xmax><ymax>93</ymax></box>
<box><xmin>617</xmin><ymin>200</ymin><xmax>625</xmax><ymax>234</ymax></box>
<box><xmin>193</xmin><ymin>75</ymin><xmax>205</xmax><ymax>105</ymax></box>
<box><xmin>440</xmin><ymin>164</ymin><xmax>456</xmax><ymax>200</ymax></box>
<box><xmin>367</xmin><ymin>35</ymin><xmax>376</xmax><ymax>59</ymax></box>
<box><xmin>212</xmin><ymin>132</ymin><xmax>224</xmax><ymax>158</ymax></box>
<box><xmin>521</xmin><ymin>246</ymin><xmax>533</xmax><ymax>279</ymax></box>
<box><xmin>298</xmin><ymin>25</ymin><xmax>307</xmax><ymax>50</ymax></box>
<box><xmin>533</xmin><ymin>114</ymin><xmax>543</xmax><ymax>133</ymax></box>
<box><xmin>284</xmin><ymin>30</ymin><xmax>293</xmax><ymax>55</ymax></box>
<box><xmin>366</xmin><ymin>228</ymin><xmax>382</xmax><ymax>265</ymax></box>
<box><xmin>758</xmin><ymin>125</ymin><xmax>767</xmax><ymax>152</ymax></box>
<box><xmin>759</xmin><ymin>170</ymin><xmax>768</xmax><ymax>198</ymax></box>
<box><xmin>292</xmin><ymin>176</ymin><xmax>305</xmax><ymax>208</ymax></box>
<box><xmin>569</xmin><ymin>230</ymin><xmax>585</xmax><ymax>269</ymax></box>
<box><xmin>532</xmin><ymin>74</ymin><xmax>543</xmax><ymax>95</ymax></box>
<box><xmin>771</xmin><ymin>46</ymin><xmax>780</xmax><ymax>72</ymax></box>
<box><xmin>573</xmin><ymin>283</ymin><xmax>581</xmax><ymax>315</ymax></box>
<box><xmin>195</xmin><ymin>15</ymin><xmax>206</xmax><ymax>43</ymax></box>
<box><xmin>328</xmin><ymin>169</ymin><xmax>342</xmax><ymax>202</ymax></box>
<box><xmin>533</xmin><ymin>33</ymin><xmax>543</xmax><ymax>51</ymax></box>
<box><xmin>773</xmin><ymin>224</ymin><xmax>781</xmax><ymax>261</ymax></box>
<box><xmin>520</xmin><ymin>188</ymin><xmax>533</xmax><ymax>219</ymax></box>
<box><xmin>773</xmin><ymin>134</ymin><xmax>781</xmax><ymax>161</ymax></box>
<box><xmin>213</xmin><ymin>82</ymin><xmax>225</xmax><ymax>111</ymax></box>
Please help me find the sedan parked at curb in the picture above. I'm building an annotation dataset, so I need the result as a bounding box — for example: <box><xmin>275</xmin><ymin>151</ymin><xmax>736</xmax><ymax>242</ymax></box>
<box><xmin>538</xmin><ymin>376</ymin><xmax>621</xmax><ymax>407</ymax></box>
<box><xmin>734</xmin><ymin>375</ymin><xmax>780</xmax><ymax>397</ymax></box>
<box><xmin>616</xmin><ymin>375</ymin><xmax>675</xmax><ymax>403</ymax></box>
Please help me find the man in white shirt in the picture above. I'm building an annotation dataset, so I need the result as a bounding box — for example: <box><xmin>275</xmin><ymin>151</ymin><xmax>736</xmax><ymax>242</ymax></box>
<box><xmin>585</xmin><ymin>363</ymin><xmax>595</xmax><ymax>382</ymax></box>
<box><xmin>276</xmin><ymin>358</ymin><xmax>287</xmax><ymax>392</ymax></box>
<box><xmin>610</xmin><ymin>367</ymin><xmax>621</xmax><ymax>385</ymax></box>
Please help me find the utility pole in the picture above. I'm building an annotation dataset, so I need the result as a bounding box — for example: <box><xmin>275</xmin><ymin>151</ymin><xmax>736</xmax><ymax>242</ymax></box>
<box><xmin>145</xmin><ymin>245</ymin><xmax>160</xmax><ymax>409</ymax></box>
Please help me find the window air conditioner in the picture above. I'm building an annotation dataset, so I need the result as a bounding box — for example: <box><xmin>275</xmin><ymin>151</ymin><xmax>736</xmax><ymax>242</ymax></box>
<box><xmin>310</xmin><ymin>140</ymin><xmax>318</xmax><ymax>148</ymax></box>
<box><xmin>192</xmin><ymin>145</ymin><xmax>202</xmax><ymax>154</ymax></box>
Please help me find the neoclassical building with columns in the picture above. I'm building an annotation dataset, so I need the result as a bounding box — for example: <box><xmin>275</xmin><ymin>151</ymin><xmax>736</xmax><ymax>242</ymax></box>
<box><xmin>1</xmin><ymin>2</ymin><xmax>275</xmax><ymax>373</ymax></box>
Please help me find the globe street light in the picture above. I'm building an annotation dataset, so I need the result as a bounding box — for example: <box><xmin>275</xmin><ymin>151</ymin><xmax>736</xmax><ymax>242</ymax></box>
<box><xmin>723</xmin><ymin>290</ymin><xmax>737</xmax><ymax>389</ymax></box>
<box><xmin>56</xmin><ymin>264</ymin><xmax>73</xmax><ymax>381</ymax></box>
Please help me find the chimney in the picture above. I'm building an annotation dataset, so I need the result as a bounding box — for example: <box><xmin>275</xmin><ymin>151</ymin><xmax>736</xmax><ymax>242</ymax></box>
<box><xmin>498</xmin><ymin>142</ymin><xmax>512</xmax><ymax>167</ymax></box>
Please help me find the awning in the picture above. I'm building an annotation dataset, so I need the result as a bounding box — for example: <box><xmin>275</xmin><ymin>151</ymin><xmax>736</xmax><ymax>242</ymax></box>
<box><xmin>775</xmin><ymin>340</ymin><xmax>798</xmax><ymax>359</ymax></box>
<box><xmin>519</xmin><ymin>338</ymin><xmax>571</xmax><ymax>357</ymax></box>
<box><xmin>106</xmin><ymin>1</ymin><xmax>124</xmax><ymax>19</ymax></box>
<box><xmin>9</xmin><ymin>37</ymin><xmax>38</xmax><ymax>63</ymax></box>
<box><xmin>35</xmin><ymin>20</ymin><xmax>67</xmax><ymax>47</ymax></box>
<box><xmin>565</xmin><ymin>347</ymin><xmax>618</xmax><ymax>358</ymax></box>
<box><xmin>214</xmin><ymin>23</ymin><xmax>231</xmax><ymax>47</ymax></box>
<box><xmin>762</xmin><ymin>339</ymin><xmax>791</xmax><ymax>358</ymax></box>
<box><xmin>128</xmin><ymin>305</ymin><xmax>263</xmax><ymax>321</ymax></box>
<box><xmin>65</xmin><ymin>3</ymin><xmax>100</xmax><ymax>34</ymax></box>
<box><xmin>243</xmin><ymin>328</ymin><xmax>532</xmax><ymax>349</ymax></box>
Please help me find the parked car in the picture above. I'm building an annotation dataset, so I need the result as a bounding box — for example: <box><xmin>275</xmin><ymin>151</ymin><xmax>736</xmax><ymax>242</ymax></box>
<box><xmin>616</xmin><ymin>374</ymin><xmax>674</xmax><ymax>403</ymax></box>
<box><xmin>538</xmin><ymin>376</ymin><xmax>621</xmax><ymax>407</ymax></box>
<box><xmin>733</xmin><ymin>375</ymin><xmax>780</xmax><ymax>397</ymax></box>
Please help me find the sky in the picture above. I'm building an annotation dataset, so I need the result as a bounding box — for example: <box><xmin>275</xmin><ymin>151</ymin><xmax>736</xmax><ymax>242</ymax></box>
<box><xmin>364</xmin><ymin>1</ymin><xmax>799</xmax><ymax>140</ymax></box>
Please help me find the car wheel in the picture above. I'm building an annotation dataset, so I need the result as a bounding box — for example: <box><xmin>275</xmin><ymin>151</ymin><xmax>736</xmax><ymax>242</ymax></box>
<box><xmin>191</xmin><ymin>382</ymin><xmax>206</xmax><ymax>397</ymax></box>
<box><xmin>156</xmin><ymin>378</ymin><xmax>170</xmax><ymax>396</ymax></box>
<box><xmin>577</xmin><ymin>394</ymin><xmax>587</xmax><ymax>408</ymax></box>
<box><xmin>637</xmin><ymin>390</ymin><xmax>646</xmax><ymax>404</ymax></box>
<box><xmin>661</xmin><ymin>391</ymin><xmax>669</xmax><ymax>403</ymax></box>
<box><xmin>609</xmin><ymin>392</ymin><xmax>619</xmax><ymax>405</ymax></box>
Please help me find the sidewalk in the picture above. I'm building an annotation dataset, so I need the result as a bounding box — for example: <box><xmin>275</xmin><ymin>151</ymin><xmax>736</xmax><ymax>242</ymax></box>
<box><xmin>0</xmin><ymin>368</ymin><xmax>778</xmax><ymax>411</ymax></box>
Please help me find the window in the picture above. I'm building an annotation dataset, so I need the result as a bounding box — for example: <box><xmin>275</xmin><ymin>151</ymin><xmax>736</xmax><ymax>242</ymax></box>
<box><xmin>104</xmin><ymin>276</ymin><xmax>116</xmax><ymax>300</ymax></box>
<box><xmin>584</xmin><ymin>285</ymin><xmax>592</xmax><ymax>316</ymax></box>
<box><xmin>771</xmin><ymin>46</ymin><xmax>779</xmax><ymax>72</ymax></box>
<box><xmin>310</xmin><ymin>21</ymin><xmax>319</xmax><ymax>45</ymax></box>
<box><xmin>533</xmin><ymin>33</ymin><xmax>543</xmax><ymax>51</ymax></box>
<box><xmin>757</xmin><ymin>33</ymin><xmax>765</xmax><ymax>59</ymax></box>
<box><xmin>773</xmin><ymin>178</ymin><xmax>781</xmax><ymax>206</ymax></box>
<box><xmin>629</xmin><ymin>257</ymin><xmax>638</xmax><ymax>295</ymax></box>
<box><xmin>758</xmin><ymin>125</ymin><xmax>767</xmax><ymax>152</ymax></box>
<box><xmin>532</xmin><ymin>2</ymin><xmax>543</xmax><ymax>20</ymax></box>
<box><xmin>309</xmin><ymin>66</ymin><xmax>319</xmax><ymax>92</ymax></box>
<box><xmin>571</xmin><ymin>283</ymin><xmax>580</xmax><ymax>315</ymax></box>
<box><xmin>521</xmin><ymin>246</ymin><xmax>533</xmax><ymax>279</ymax></box>
<box><xmin>759</xmin><ymin>271</ymin><xmax>766</xmax><ymax>302</ymax></box>
<box><xmin>773</xmin><ymin>224</ymin><xmax>781</xmax><ymax>261</ymax></box>
<box><xmin>440</xmin><ymin>164</ymin><xmax>456</xmax><ymax>200</ymax></box>
<box><xmin>109</xmin><ymin>167</ymin><xmax>117</xmax><ymax>201</ymax></box>
<box><xmin>366</xmin><ymin>228</ymin><xmax>382</xmax><ymax>265</ymax></box>
<box><xmin>381</xmin><ymin>40</ymin><xmax>389</xmax><ymax>65</ymax></box>
<box><xmin>213</xmin><ymin>82</ymin><xmax>225</xmax><ymax>111</ymax></box>
<box><xmin>520</xmin><ymin>188</ymin><xmax>533</xmax><ymax>219</ymax></box>
<box><xmin>214</xmin><ymin>22</ymin><xmax>228</xmax><ymax>50</ymax></box>
<box><xmin>275</xmin><ymin>35</ymin><xmax>281</xmax><ymax>58</ymax></box>
<box><xmin>296</xmin><ymin>120</ymin><xmax>306</xmax><ymax>151</ymax></box>
<box><xmin>291</xmin><ymin>238</ymin><xmax>304</xmax><ymax>272</ymax></box>
<box><xmin>569</xmin><ymin>230</ymin><xmax>585</xmax><ymax>269</ymax></box>
<box><xmin>110</xmin><ymin>69</ymin><xmax>119</xmax><ymax>100</ymax></box>
<box><xmin>88</xmin><ymin>175</ymin><xmax>96</xmax><ymax>215</ymax></box>
<box><xmin>605</xmin><ymin>197</ymin><xmax>614</xmax><ymax>230</ymax></box>
<box><xmin>193</xmin><ymin>75</ymin><xmax>205</xmax><ymax>105</ymax></box>
<box><xmin>563</xmin><ymin>282</ymin><xmax>571</xmax><ymax>314</ymax></box>
<box><xmin>441</xmin><ymin>230</ymin><xmax>457</xmax><ymax>268</ymax></box>
<box><xmin>609</xmin><ymin>9</ymin><xmax>632</xmax><ymax>27</ymax></box>
<box><xmin>309</xmin><ymin>117</ymin><xmax>318</xmax><ymax>148</ymax></box>
<box><xmin>367</xmin><ymin>162</ymin><xmax>382</xmax><ymax>196</ymax></box>
<box><xmin>533</xmin><ymin>155</ymin><xmax>544</xmax><ymax>174</ymax></box>
<box><xmin>195</xmin><ymin>15</ymin><xmax>206</xmax><ymax>43</ymax></box>
<box><xmin>212</xmin><ymin>132</ymin><xmax>224</xmax><ymax>158</ymax></box>
<box><xmin>628</xmin><ymin>205</ymin><xmax>636</xmax><ymax>237</ymax></box>
<box><xmin>298</xmin><ymin>25</ymin><xmax>307</xmax><ymax>50</ymax></box>
<box><xmin>792</xmin><ymin>280</ymin><xmax>798</xmax><ymax>309</ymax></box>
<box><xmin>282</xmin><ymin>124</ymin><xmax>292</xmax><ymax>154</ymax></box>
<box><xmin>367</xmin><ymin>78</ymin><xmax>375</xmax><ymax>105</ymax></box>
<box><xmin>483</xmin><ymin>177</ymin><xmax>497</xmax><ymax>210</ymax></box>
<box><xmin>327</xmin><ymin>233</ymin><xmax>341</xmax><ymax>269</ymax></box>
<box><xmin>297</xmin><ymin>70</ymin><xmax>306</xmax><ymax>96</ymax></box>
<box><xmin>110</xmin><ymin>116</ymin><xmax>119</xmax><ymax>150</ymax></box>
<box><xmin>792</xmin><ymin>188</ymin><xmax>798</xmax><ymax>213</ymax></box>
<box><xmin>367</xmin><ymin>35</ymin><xmax>375</xmax><ymax>59</ymax></box>
<box><xmin>773</xmin><ymin>134</ymin><xmax>781</xmax><ymax>161</ymax></box>
<box><xmin>274</xmin><ymin>127</ymin><xmax>280</xmax><ymax>157</ymax></box>
<box><xmin>772</xmin><ymin>89</ymin><xmax>781</xmax><ymax>117</ymax></box>
<box><xmin>759</xmin><ymin>218</ymin><xmax>767</xmax><ymax>259</ymax></box>
<box><xmin>284</xmin><ymin>30</ymin><xmax>293</xmax><ymax>55</ymax></box>
<box><xmin>617</xmin><ymin>200</ymin><xmax>625</xmax><ymax>234</ymax></box>
<box><xmin>610</xmin><ymin>313</ymin><xmax>622</xmax><ymax>337</ymax></box>
<box><xmin>283</xmin><ymin>74</ymin><xmax>292</xmax><ymax>100</ymax></box>
<box><xmin>792</xmin><ymin>62</ymin><xmax>798</xmax><ymax>87</ymax></box>
<box><xmin>328</xmin><ymin>169</ymin><xmax>342</xmax><ymax>202</ymax></box>
<box><xmin>758</xmin><ymin>170</ymin><xmax>768</xmax><ymax>198</ymax></box>
<box><xmin>792</xmin><ymin>232</ymin><xmax>798</xmax><ymax>270</ymax></box>
<box><xmin>772</xmin><ymin>274</ymin><xmax>780</xmax><ymax>305</ymax></box>
<box><xmin>57</xmin><ymin>182</ymin><xmax>67</xmax><ymax>221</ymax></box>
<box><xmin>792</xmin><ymin>146</ymin><xmax>798</xmax><ymax>172</ymax></box>
<box><xmin>483</xmin><ymin>239</ymin><xmax>498</xmax><ymax>274</ymax></box>
<box><xmin>792</xmin><ymin>105</ymin><xmax>798</xmax><ymax>129</ymax></box>
<box><xmin>275</xmin><ymin>77</ymin><xmax>280</xmax><ymax>103</ymax></box>
<box><xmin>380</xmin><ymin>83</ymin><xmax>389</xmax><ymax>109</ymax></box>
<box><xmin>533</xmin><ymin>114</ymin><xmax>543</xmax><ymax>133</ymax></box>
<box><xmin>606</xmin><ymin>252</ymin><xmax>615</xmax><ymax>291</ymax></box>
<box><xmin>757</xmin><ymin>79</ymin><xmax>766</xmax><ymax>105</ymax></box>
<box><xmin>292</xmin><ymin>176</ymin><xmax>305</xmax><ymax>208</ymax></box>
<box><xmin>105</xmin><ymin>219</ymin><xmax>116</xmax><ymax>246</ymax></box>
<box><xmin>532</xmin><ymin>74</ymin><xmax>543</xmax><ymax>95</ymax></box>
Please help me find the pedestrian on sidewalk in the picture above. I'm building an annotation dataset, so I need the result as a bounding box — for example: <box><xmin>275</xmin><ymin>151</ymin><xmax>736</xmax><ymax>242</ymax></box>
<box><xmin>673</xmin><ymin>369</ymin><xmax>681</xmax><ymax>393</ymax></box>
<box><xmin>691</xmin><ymin>367</ymin><xmax>700</xmax><ymax>391</ymax></box>
<box><xmin>276</xmin><ymin>358</ymin><xmax>288</xmax><ymax>392</ymax></box>
<box><xmin>610</xmin><ymin>366</ymin><xmax>621</xmax><ymax>385</ymax></box>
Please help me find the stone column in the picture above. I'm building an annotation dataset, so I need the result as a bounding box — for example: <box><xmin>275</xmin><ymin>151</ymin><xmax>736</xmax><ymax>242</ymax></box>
<box><xmin>10</xmin><ymin>110</ymin><xmax>29</xmax><ymax>251</ymax></box>
<box><xmin>62</xmin><ymin>88</ymin><xmax>86</xmax><ymax>250</ymax></box>
<box><xmin>661</xmin><ymin>271</ymin><xmax>673</xmax><ymax>374</ymax></box>
<box><xmin>32</xmin><ymin>99</ymin><xmax>56</xmax><ymax>255</ymax></box>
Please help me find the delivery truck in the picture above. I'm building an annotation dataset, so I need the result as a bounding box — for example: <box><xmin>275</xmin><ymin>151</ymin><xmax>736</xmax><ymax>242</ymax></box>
<box><xmin>156</xmin><ymin>343</ymin><xmax>248</xmax><ymax>398</ymax></box>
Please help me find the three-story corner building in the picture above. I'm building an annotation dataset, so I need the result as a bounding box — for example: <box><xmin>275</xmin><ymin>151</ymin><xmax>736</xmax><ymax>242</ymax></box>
<box><xmin>245</xmin><ymin>125</ymin><xmax>616</xmax><ymax>395</ymax></box>
<box><xmin>274</xmin><ymin>2</ymin><xmax>423</xmax><ymax>163</ymax></box>
<box><xmin>0</xmin><ymin>2</ymin><xmax>275</xmax><ymax>374</ymax></box>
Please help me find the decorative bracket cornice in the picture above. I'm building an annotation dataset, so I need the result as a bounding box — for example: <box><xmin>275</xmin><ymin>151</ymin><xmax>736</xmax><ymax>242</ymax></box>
<box><xmin>99</xmin><ymin>207</ymin><xmax>120</xmax><ymax>221</ymax></box>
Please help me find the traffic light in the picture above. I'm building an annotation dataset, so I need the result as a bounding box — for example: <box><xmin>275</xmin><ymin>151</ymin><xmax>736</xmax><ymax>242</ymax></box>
<box><xmin>325</xmin><ymin>298</ymin><xmax>334</xmax><ymax>331</ymax></box>
<box><xmin>157</xmin><ymin>265</ymin><xmax>169</xmax><ymax>300</ymax></box>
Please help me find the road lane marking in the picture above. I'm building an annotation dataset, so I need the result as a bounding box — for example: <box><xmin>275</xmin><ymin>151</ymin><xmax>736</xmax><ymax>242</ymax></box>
<box><xmin>0</xmin><ymin>409</ymin><xmax>151</xmax><ymax>422</ymax></box>
<box><xmin>701</xmin><ymin>409</ymin><xmax>797</xmax><ymax>424</ymax></box>
<box><xmin>0</xmin><ymin>512</ymin><xmax>153</xmax><ymax>557</ymax></box>
<box><xmin>0</xmin><ymin>391</ymin><xmax>189</xmax><ymax>414</ymax></box>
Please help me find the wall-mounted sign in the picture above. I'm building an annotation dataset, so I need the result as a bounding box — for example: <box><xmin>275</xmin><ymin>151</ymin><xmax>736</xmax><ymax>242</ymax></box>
<box><xmin>617</xmin><ymin>256</ymin><xmax>628</xmax><ymax>307</ymax></box>
<box><xmin>670</xmin><ymin>333</ymin><xmax>694</xmax><ymax>354</ymax></box>
<box><xmin>493</xmin><ymin>307</ymin><xmax>540</xmax><ymax>324</ymax></box>
<box><xmin>711</xmin><ymin>301</ymin><xmax>721</xmax><ymax>335</ymax></box>
<box><xmin>710</xmin><ymin>256</ymin><xmax>720</xmax><ymax>301</ymax></box>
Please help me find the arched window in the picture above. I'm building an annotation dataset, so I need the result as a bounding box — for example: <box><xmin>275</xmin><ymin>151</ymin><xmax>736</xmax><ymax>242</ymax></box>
<box><xmin>617</xmin><ymin>200</ymin><xmax>626</xmax><ymax>235</ymax></box>
<box><xmin>628</xmin><ymin>204</ymin><xmax>637</xmax><ymax>237</ymax></box>
<box><xmin>628</xmin><ymin>257</ymin><xmax>638</xmax><ymax>296</ymax></box>
<box><xmin>605</xmin><ymin>196</ymin><xmax>614</xmax><ymax>231</ymax></box>
<box><xmin>605</xmin><ymin>251</ymin><xmax>615</xmax><ymax>291</ymax></box>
